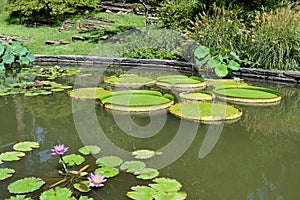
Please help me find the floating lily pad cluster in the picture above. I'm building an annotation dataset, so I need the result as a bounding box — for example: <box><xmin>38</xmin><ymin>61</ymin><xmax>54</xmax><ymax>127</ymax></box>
<box><xmin>0</xmin><ymin>80</ymin><xmax>72</xmax><ymax>97</ymax></box>
<box><xmin>21</xmin><ymin>66</ymin><xmax>80</xmax><ymax>80</ymax></box>
<box><xmin>104</xmin><ymin>74</ymin><xmax>155</xmax><ymax>88</ymax></box>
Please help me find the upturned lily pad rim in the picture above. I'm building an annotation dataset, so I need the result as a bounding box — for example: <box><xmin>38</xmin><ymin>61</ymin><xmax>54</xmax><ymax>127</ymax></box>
<box><xmin>169</xmin><ymin>102</ymin><xmax>243</xmax><ymax>123</ymax></box>
<box><xmin>104</xmin><ymin>74</ymin><xmax>156</xmax><ymax>88</ymax></box>
<box><xmin>156</xmin><ymin>75</ymin><xmax>206</xmax><ymax>91</ymax></box>
<box><xmin>213</xmin><ymin>85</ymin><xmax>282</xmax><ymax>105</ymax></box>
<box><xmin>179</xmin><ymin>90</ymin><xmax>212</xmax><ymax>102</ymax></box>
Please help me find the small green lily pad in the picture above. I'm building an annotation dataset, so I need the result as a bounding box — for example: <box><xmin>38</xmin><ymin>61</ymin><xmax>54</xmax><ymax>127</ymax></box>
<box><xmin>120</xmin><ymin>161</ymin><xmax>146</xmax><ymax>174</ymax></box>
<box><xmin>13</xmin><ymin>141</ymin><xmax>40</xmax><ymax>152</ymax></box>
<box><xmin>150</xmin><ymin>178</ymin><xmax>182</xmax><ymax>192</ymax></box>
<box><xmin>73</xmin><ymin>181</ymin><xmax>91</xmax><ymax>193</ymax></box>
<box><xmin>135</xmin><ymin>168</ymin><xmax>159</xmax><ymax>180</ymax></box>
<box><xmin>0</xmin><ymin>151</ymin><xmax>26</xmax><ymax>164</ymax></box>
<box><xmin>96</xmin><ymin>156</ymin><xmax>123</xmax><ymax>167</ymax></box>
<box><xmin>126</xmin><ymin>186</ymin><xmax>155</xmax><ymax>200</ymax></box>
<box><xmin>62</xmin><ymin>154</ymin><xmax>85</xmax><ymax>166</ymax></box>
<box><xmin>5</xmin><ymin>195</ymin><xmax>33</xmax><ymax>200</ymax></box>
<box><xmin>8</xmin><ymin>177</ymin><xmax>45</xmax><ymax>194</ymax></box>
<box><xmin>40</xmin><ymin>187</ymin><xmax>75</xmax><ymax>200</ymax></box>
<box><xmin>0</xmin><ymin>168</ymin><xmax>15</xmax><ymax>180</ymax></box>
<box><xmin>132</xmin><ymin>150</ymin><xmax>155</xmax><ymax>159</ymax></box>
<box><xmin>78</xmin><ymin>145</ymin><xmax>101</xmax><ymax>155</ymax></box>
<box><xmin>95</xmin><ymin>166</ymin><xmax>119</xmax><ymax>178</ymax></box>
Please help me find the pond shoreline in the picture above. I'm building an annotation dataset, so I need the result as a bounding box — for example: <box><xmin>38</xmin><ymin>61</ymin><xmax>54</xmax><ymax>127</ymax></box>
<box><xmin>33</xmin><ymin>54</ymin><xmax>300</xmax><ymax>84</ymax></box>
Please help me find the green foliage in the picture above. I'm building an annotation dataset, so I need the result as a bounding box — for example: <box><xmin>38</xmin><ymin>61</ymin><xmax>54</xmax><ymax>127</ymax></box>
<box><xmin>8</xmin><ymin>177</ymin><xmax>45</xmax><ymax>194</ymax></box>
<box><xmin>194</xmin><ymin>45</ymin><xmax>242</xmax><ymax>77</ymax></box>
<box><xmin>68</xmin><ymin>88</ymin><xmax>112</xmax><ymax>100</ymax></box>
<box><xmin>73</xmin><ymin>181</ymin><xmax>91</xmax><ymax>193</ymax></box>
<box><xmin>0</xmin><ymin>151</ymin><xmax>25</xmax><ymax>164</ymax></box>
<box><xmin>21</xmin><ymin>66</ymin><xmax>80</xmax><ymax>80</ymax></box>
<box><xmin>0</xmin><ymin>168</ymin><xmax>15</xmax><ymax>180</ymax></box>
<box><xmin>122</xmin><ymin>47</ymin><xmax>184</xmax><ymax>60</ymax></box>
<box><xmin>5</xmin><ymin>195</ymin><xmax>32</xmax><ymax>200</ymax></box>
<box><xmin>95</xmin><ymin>166</ymin><xmax>120</xmax><ymax>178</ymax></box>
<box><xmin>13</xmin><ymin>141</ymin><xmax>40</xmax><ymax>152</ymax></box>
<box><xmin>120</xmin><ymin>161</ymin><xmax>146</xmax><ymax>173</ymax></box>
<box><xmin>135</xmin><ymin>168</ymin><xmax>160</xmax><ymax>180</ymax></box>
<box><xmin>95</xmin><ymin>156</ymin><xmax>123</xmax><ymax>167</ymax></box>
<box><xmin>0</xmin><ymin>41</ymin><xmax>35</xmax><ymax>72</ymax></box>
<box><xmin>40</xmin><ymin>187</ymin><xmax>75</xmax><ymax>200</ymax></box>
<box><xmin>132</xmin><ymin>149</ymin><xmax>156</xmax><ymax>160</ymax></box>
<box><xmin>5</xmin><ymin>0</ymin><xmax>98</xmax><ymax>19</ymax></box>
<box><xmin>78</xmin><ymin>145</ymin><xmax>101</xmax><ymax>155</ymax></box>
<box><xmin>62</xmin><ymin>154</ymin><xmax>85</xmax><ymax>166</ymax></box>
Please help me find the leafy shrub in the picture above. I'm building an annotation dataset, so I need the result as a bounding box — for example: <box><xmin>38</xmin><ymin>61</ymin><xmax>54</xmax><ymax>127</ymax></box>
<box><xmin>122</xmin><ymin>47</ymin><xmax>184</xmax><ymax>60</ymax></box>
<box><xmin>5</xmin><ymin>0</ymin><xmax>98</xmax><ymax>19</ymax></box>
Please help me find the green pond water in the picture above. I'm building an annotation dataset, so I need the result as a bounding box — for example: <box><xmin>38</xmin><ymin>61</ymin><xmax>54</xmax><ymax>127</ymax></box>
<box><xmin>0</xmin><ymin>67</ymin><xmax>300</xmax><ymax>200</ymax></box>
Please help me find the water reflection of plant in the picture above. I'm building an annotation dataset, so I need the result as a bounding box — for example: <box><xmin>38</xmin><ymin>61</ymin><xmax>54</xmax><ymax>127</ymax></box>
<box><xmin>1</xmin><ymin>142</ymin><xmax>187</xmax><ymax>199</ymax></box>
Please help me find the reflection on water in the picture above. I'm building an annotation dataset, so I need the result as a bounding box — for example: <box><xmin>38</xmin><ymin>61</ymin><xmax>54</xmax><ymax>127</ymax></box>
<box><xmin>0</xmin><ymin>78</ymin><xmax>299</xmax><ymax>199</ymax></box>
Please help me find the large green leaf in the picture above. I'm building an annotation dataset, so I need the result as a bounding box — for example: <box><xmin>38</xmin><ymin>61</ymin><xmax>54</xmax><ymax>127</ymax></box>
<box><xmin>13</xmin><ymin>141</ymin><xmax>39</xmax><ymax>152</ymax></box>
<box><xmin>150</xmin><ymin>178</ymin><xmax>182</xmax><ymax>192</ymax></box>
<box><xmin>120</xmin><ymin>161</ymin><xmax>146</xmax><ymax>173</ymax></box>
<box><xmin>230</xmin><ymin>51</ymin><xmax>241</xmax><ymax>62</ymax></box>
<box><xmin>227</xmin><ymin>60</ymin><xmax>240</xmax><ymax>71</ymax></box>
<box><xmin>95</xmin><ymin>166</ymin><xmax>119</xmax><ymax>178</ymax></box>
<box><xmin>126</xmin><ymin>186</ymin><xmax>155</xmax><ymax>200</ymax></box>
<box><xmin>96</xmin><ymin>156</ymin><xmax>123</xmax><ymax>167</ymax></box>
<box><xmin>0</xmin><ymin>62</ymin><xmax>5</xmax><ymax>71</ymax></box>
<box><xmin>5</xmin><ymin>195</ymin><xmax>32</xmax><ymax>200</ymax></box>
<box><xmin>0</xmin><ymin>151</ymin><xmax>26</xmax><ymax>164</ymax></box>
<box><xmin>73</xmin><ymin>181</ymin><xmax>91</xmax><ymax>193</ymax></box>
<box><xmin>0</xmin><ymin>43</ymin><xmax>4</xmax><ymax>55</ymax></box>
<box><xmin>78</xmin><ymin>145</ymin><xmax>101</xmax><ymax>155</ymax></box>
<box><xmin>3</xmin><ymin>53</ymin><xmax>15</xmax><ymax>64</ymax></box>
<box><xmin>0</xmin><ymin>168</ymin><xmax>15</xmax><ymax>180</ymax></box>
<box><xmin>8</xmin><ymin>177</ymin><xmax>45</xmax><ymax>194</ymax></box>
<box><xmin>40</xmin><ymin>187</ymin><xmax>75</xmax><ymax>200</ymax></box>
<box><xmin>215</xmin><ymin>63</ymin><xmax>229</xmax><ymax>77</ymax></box>
<box><xmin>26</xmin><ymin>52</ymin><xmax>35</xmax><ymax>62</ymax></box>
<box><xmin>62</xmin><ymin>154</ymin><xmax>85</xmax><ymax>166</ymax></box>
<box><xmin>194</xmin><ymin>45</ymin><xmax>210</xmax><ymax>60</ymax></box>
<box><xmin>135</xmin><ymin>168</ymin><xmax>159</xmax><ymax>180</ymax></box>
<box><xmin>132</xmin><ymin>150</ymin><xmax>155</xmax><ymax>160</ymax></box>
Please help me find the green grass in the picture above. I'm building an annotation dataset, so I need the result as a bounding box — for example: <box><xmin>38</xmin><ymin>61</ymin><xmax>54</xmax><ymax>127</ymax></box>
<box><xmin>0</xmin><ymin>10</ymin><xmax>146</xmax><ymax>55</ymax></box>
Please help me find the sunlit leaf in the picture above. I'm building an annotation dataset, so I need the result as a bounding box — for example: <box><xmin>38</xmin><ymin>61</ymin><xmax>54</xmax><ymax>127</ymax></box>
<box><xmin>3</xmin><ymin>53</ymin><xmax>15</xmax><ymax>64</ymax></box>
<box><xmin>96</xmin><ymin>156</ymin><xmax>123</xmax><ymax>167</ymax></box>
<box><xmin>153</xmin><ymin>192</ymin><xmax>176</xmax><ymax>200</ymax></box>
<box><xmin>120</xmin><ymin>161</ymin><xmax>146</xmax><ymax>173</ymax></box>
<box><xmin>5</xmin><ymin>195</ymin><xmax>32</xmax><ymax>200</ymax></box>
<box><xmin>40</xmin><ymin>187</ymin><xmax>75</xmax><ymax>200</ymax></box>
<box><xmin>132</xmin><ymin>150</ymin><xmax>155</xmax><ymax>159</ymax></box>
<box><xmin>62</xmin><ymin>154</ymin><xmax>85</xmax><ymax>166</ymax></box>
<box><xmin>215</xmin><ymin>63</ymin><xmax>228</xmax><ymax>77</ymax></box>
<box><xmin>13</xmin><ymin>141</ymin><xmax>39</xmax><ymax>152</ymax></box>
<box><xmin>73</xmin><ymin>181</ymin><xmax>91</xmax><ymax>193</ymax></box>
<box><xmin>26</xmin><ymin>52</ymin><xmax>35</xmax><ymax>62</ymax></box>
<box><xmin>150</xmin><ymin>178</ymin><xmax>182</xmax><ymax>193</ymax></box>
<box><xmin>0</xmin><ymin>168</ymin><xmax>15</xmax><ymax>180</ymax></box>
<box><xmin>126</xmin><ymin>186</ymin><xmax>155</xmax><ymax>200</ymax></box>
<box><xmin>8</xmin><ymin>177</ymin><xmax>45</xmax><ymax>194</ymax></box>
<box><xmin>95</xmin><ymin>166</ymin><xmax>119</xmax><ymax>178</ymax></box>
<box><xmin>79</xmin><ymin>196</ymin><xmax>94</xmax><ymax>200</ymax></box>
<box><xmin>0</xmin><ymin>151</ymin><xmax>26</xmax><ymax>163</ymax></box>
<box><xmin>135</xmin><ymin>168</ymin><xmax>159</xmax><ymax>180</ymax></box>
<box><xmin>79</xmin><ymin>145</ymin><xmax>101</xmax><ymax>155</ymax></box>
<box><xmin>194</xmin><ymin>45</ymin><xmax>210</xmax><ymax>60</ymax></box>
<box><xmin>228</xmin><ymin>60</ymin><xmax>240</xmax><ymax>71</ymax></box>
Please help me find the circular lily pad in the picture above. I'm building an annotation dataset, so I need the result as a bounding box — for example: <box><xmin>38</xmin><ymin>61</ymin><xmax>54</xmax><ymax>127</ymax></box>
<box><xmin>104</xmin><ymin>74</ymin><xmax>155</xmax><ymax>88</ymax></box>
<box><xmin>169</xmin><ymin>102</ymin><xmax>242</xmax><ymax>123</ymax></box>
<box><xmin>179</xmin><ymin>91</ymin><xmax>212</xmax><ymax>102</ymax></box>
<box><xmin>206</xmin><ymin>79</ymin><xmax>248</xmax><ymax>88</ymax></box>
<box><xmin>8</xmin><ymin>177</ymin><xmax>45</xmax><ymax>194</ymax></box>
<box><xmin>213</xmin><ymin>85</ymin><xmax>282</xmax><ymax>105</ymax></box>
<box><xmin>101</xmin><ymin>90</ymin><xmax>174</xmax><ymax>112</ymax></box>
<box><xmin>156</xmin><ymin>75</ymin><xmax>206</xmax><ymax>91</ymax></box>
<box><xmin>68</xmin><ymin>88</ymin><xmax>112</xmax><ymax>100</ymax></box>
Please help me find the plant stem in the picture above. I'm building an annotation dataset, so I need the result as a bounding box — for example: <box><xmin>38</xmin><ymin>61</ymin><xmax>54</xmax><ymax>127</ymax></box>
<box><xmin>59</xmin><ymin>155</ymin><xmax>68</xmax><ymax>173</ymax></box>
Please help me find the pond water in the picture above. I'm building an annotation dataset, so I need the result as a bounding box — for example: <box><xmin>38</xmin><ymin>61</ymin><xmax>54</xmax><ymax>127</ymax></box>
<box><xmin>0</xmin><ymin>66</ymin><xmax>300</xmax><ymax>200</ymax></box>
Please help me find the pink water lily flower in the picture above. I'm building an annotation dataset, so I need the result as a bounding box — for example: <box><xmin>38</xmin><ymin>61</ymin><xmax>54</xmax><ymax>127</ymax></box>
<box><xmin>88</xmin><ymin>173</ymin><xmax>106</xmax><ymax>187</ymax></box>
<box><xmin>35</xmin><ymin>80</ymin><xmax>41</xmax><ymax>84</ymax></box>
<box><xmin>51</xmin><ymin>144</ymin><xmax>69</xmax><ymax>155</ymax></box>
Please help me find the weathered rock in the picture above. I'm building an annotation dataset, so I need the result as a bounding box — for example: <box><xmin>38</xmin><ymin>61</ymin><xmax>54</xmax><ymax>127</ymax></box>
<box><xmin>45</xmin><ymin>40</ymin><xmax>70</xmax><ymax>45</ymax></box>
<box><xmin>77</xmin><ymin>22</ymin><xmax>110</xmax><ymax>31</ymax></box>
<box><xmin>58</xmin><ymin>20</ymin><xmax>76</xmax><ymax>32</ymax></box>
<box><xmin>72</xmin><ymin>35</ymin><xmax>91</xmax><ymax>41</ymax></box>
<box><xmin>82</xmin><ymin>16</ymin><xmax>115</xmax><ymax>23</ymax></box>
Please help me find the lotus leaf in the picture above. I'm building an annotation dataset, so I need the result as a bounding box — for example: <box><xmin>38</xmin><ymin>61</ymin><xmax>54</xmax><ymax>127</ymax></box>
<box><xmin>73</xmin><ymin>181</ymin><xmax>91</xmax><ymax>193</ymax></box>
<box><xmin>78</xmin><ymin>145</ymin><xmax>101</xmax><ymax>155</ymax></box>
<box><xmin>13</xmin><ymin>141</ymin><xmax>39</xmax><ymax>152</ymax></box>
<box><xmin>150</xmin><ymin>178</ymin><xmax>182</xmax><ymax>192</ymax></box>
<box><xmin>62</xmin><ymin>154</ymin><xmax>85</xmax><ymax>166</ymax></box>
<box><xmin>0</xmin><ymin>151</ymin><xmax>26</xmax><ymax>164</ymax></box>
<box><xmin>96</xmin><ymin>156</ymin><xmax>123</xmax><ymax>167</ymax></box>
<box><xmin>40</xmin><ymin>187</ymin><xmax>75</xmax><ymax>200</ymax></box>
<box><xmin>135</xmin><ymin>168</ymin><xmax>160</xmax><ymax>180</ymax></box>
<box><xmin>94</xmin><ymin>166</ymin><xmax>119</xmax><ymax>178</ymax></box>
<box><xmin>68</xmin><ymin>88</ymin><xmax>112</xmax><ymax>100</ymax></box>
<box><xmin>0</xmin><ymin>168</ymin><xmax>15</xmax><ymax>180</ymax></box>
<box><xmin>8</xmin><ymin>177</ymin><xmax>45</xmax><ymax>194</ymax></box>
<box><xmin>120</xmin><ymin>161</ymin><xmax>146</xmax><ymax>173</ymax></box>
<box><xmin>126</xmin><ymin>186</ymin><xmax>155</xmax><ymax>200</ymax></box>
<box><xmin>132</xmin><ymin>149</ymin><xmax>155</xmax><ymax>159</ymax></box>
<box><xmin>5</xmin><ymin>195</ymin><xmax>32</xmax><ymax>200</ymax></box>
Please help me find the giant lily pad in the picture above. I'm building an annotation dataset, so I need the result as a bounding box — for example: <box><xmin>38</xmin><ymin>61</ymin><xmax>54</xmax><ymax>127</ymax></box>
<box><xmin>101</xmin><ymin>90</ymin><xmax>174</xmax><ymax>112</ymax></box>
<box><xmin>206</xmin><ymin>79</ymin><xmax>248</xmax><ymax>88</ymax></box>
<box><xmin>13</xmin><ymin>141</ymin><xmax>39</xmax><ymax>152</ymax></box>
<box><xmin>0</xmin><ymin>151</ymin><xmax>26</xmax><ymax>164</ymax></box>
<box><xmin>96</xmin><ymin>156</ymin><xmax>123</xmax><ymax>167</ymax></box>
<box><xmin>104</xmin><ymin>74</ymin><xmax>155</xmax><ymax>88</ymax></box>
<box><xmin>156</xmin><ymin>75</ymin><xmax>206</xmax><ymax>91</ymax></box>
<box><xmin>68</xmin><ymin>87</ymin><xmax>112</xmax><ymax>100</ymax></box>
<box><xmin>213</xmin><ymin>85</ymin><xmax>282</xmax><ymax>105</ymax></box>
<box><xmin>0</xmin><ymin>168</ymin><xmax>15</xmax><ymax>180</ymax></box>
<box><xmin>169</xmin><ymin>102</ymin><xmax>242</xmax><ymax>123</ymax></box>
<box><xmin>8</xmin><ymin>177</ymin><xmax>45</xmax><ymax>194</ymax></box>
<box><xmin>179</xmin><ymin>91</ymin><xmax>212</xmax><ymax>102</ymax></box>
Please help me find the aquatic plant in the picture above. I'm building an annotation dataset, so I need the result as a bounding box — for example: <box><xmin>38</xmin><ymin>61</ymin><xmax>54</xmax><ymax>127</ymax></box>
<box><xmin>104</xmin><ymin>74</ymin><xmax>155</xmax><ymax>88</ymax></box>
<box><xmin>156</xmin><ymin>75</ymin><xmax>206</xmax><ymax>91</ymax></box>
<box><xmin>21</xmin><ymin>66</ymin><xmax>80</xmax><ymax>80</ymax></box>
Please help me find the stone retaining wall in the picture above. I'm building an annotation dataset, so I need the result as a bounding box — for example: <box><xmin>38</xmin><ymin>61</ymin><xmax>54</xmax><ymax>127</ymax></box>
<box><xmin>33</xmin><ymin>54</ymin><xmax>300</xmax><ymax>84</ymax></box>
